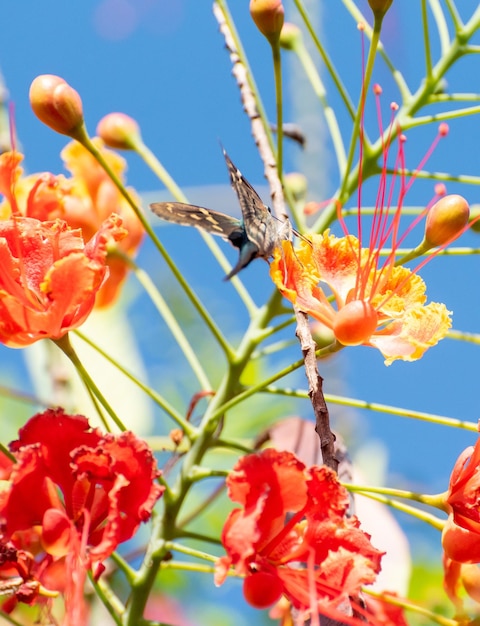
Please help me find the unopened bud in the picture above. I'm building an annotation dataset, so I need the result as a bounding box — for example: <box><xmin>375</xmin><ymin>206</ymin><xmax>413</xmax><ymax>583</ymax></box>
<box><xmin>284</xmin><ymin>172</ymin><xmax>307</xmax><ymax>202</ymax></box>
<box><xmin>368</xmin><ymin>0</ymin><xmax>393</xmax><ymax>18</ymax></box>
<box><xmin>30</xmin><ymin>75</ymin><xmax>84</xmax><ymax>137</ymax></box>
<box><xmin>250</xmin><ymin>0</ymin><xmax>284</xmax><ymax>45</ymax></box>
<box><xmin>97</xmin><ymin>113</ymin><xmax>141</xmax><ymax>150</ymax></box>
<box><xmin>469</xmin><ymin>205</ymin><xmax>480</xmax><ymax>233</ymax></box>
<box><xmin>279</xmin><ymin>22</ymin><xmax>301</xmax><ymax>51</ymax></box>
<box><xmin>425</xmin><ymin>194</ymin><xmax>470</xmax><ymax>247</ymax></box>
<box><xmin>311</xmin><ymin>321</ymin><xmax>335</xmax><ymax>350</ymax></box>
<box><xmin>170</xmin><ymin>428</ymin><xmax>184</xmax><ymax>446</ymax></box>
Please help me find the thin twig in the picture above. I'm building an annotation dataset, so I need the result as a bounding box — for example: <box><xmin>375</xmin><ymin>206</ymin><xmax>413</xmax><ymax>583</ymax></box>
<box><xmin>295</xmin><ymin>309</ymin><xmax>337</xmax><ymax>472</ymax></box>
<box><xmin>213</xmin><ymin>1</ymin><xmax>284</xmax><ymax>217</ymax></box>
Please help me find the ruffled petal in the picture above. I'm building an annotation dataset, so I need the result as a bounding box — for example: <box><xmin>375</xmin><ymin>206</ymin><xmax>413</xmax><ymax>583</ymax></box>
<box><xmin>369</xmin><ymin>301</ymin><xmax>451</xmax><ymax>365</ymax></box>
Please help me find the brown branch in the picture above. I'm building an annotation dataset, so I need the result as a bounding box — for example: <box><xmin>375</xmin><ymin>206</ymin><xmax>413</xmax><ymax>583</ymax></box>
<box><xmin>213</xmin><ymin>2</ymin><xmax>284</xmax><ymax>218</ymax></box>
<box><xmin>214</xmin><ymin>1</ymin><xmax>337</xmax><ymax>473</ymax></box>
<box><xmin>295</xmin><ymin>309</ymin><xmax>337</xmax><ymax>472</ymax></box>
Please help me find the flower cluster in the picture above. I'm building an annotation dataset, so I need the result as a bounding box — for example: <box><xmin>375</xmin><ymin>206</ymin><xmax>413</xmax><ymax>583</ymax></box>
<box><xmin>0</xmin><ymin>139</ymin><xmax>143</xmax><ymax>311</ymax></box>
<box><xmin>0</xmin><ymin>409</ymin><xmax>164</xmax><ymax>622</ymax></box>
<box><xmin>215</xmin><ymin>448</ymin><xmax>383</xmax><ymax>620</ymax></box>
<box><xmin>270</xmin><ymin>89</ymin><xmax>470</xmax><ymax>365</ymax></box>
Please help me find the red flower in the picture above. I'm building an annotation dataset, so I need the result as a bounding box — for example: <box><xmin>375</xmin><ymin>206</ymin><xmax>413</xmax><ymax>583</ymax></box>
<box><xmin>0</xmin><ymin>409</ymin><xmax>164</xmax><ymax>623</ymax></box>
<box><xmin>445</xmin><ymin>437</ymin><xmax>480</xmax><ymax>535</ymax></box>
<box><xmin>442</xmin><ymin>437</ymin><xmax>480</xmax><ymax>609</ymax></box>
<box><xmin>215</xmin><ymin>449</ymin><xmax>383</xmax><ymax>618</ymax></box>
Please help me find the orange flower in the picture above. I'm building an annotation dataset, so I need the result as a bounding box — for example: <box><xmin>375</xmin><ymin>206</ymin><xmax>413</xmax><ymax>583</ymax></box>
<box><xmin>271</xmin><ymin>233</ymin><xmax>451</xmax><ymax>365</ymax></box>
<box><xmin>215</xmin><ymin>449</ymin><xmax>383</xmax><ymax>619</ymax></box>
<box><xmin>250</xmin><ymin>0</ymin><xmax>284</xmax><ymax>44</ymax></box>
<box><xmin>0</xmin><ymin>143</ymin><xmax>144</xmax><ymax>308</ymax></box>
<box><xmin>0</xmin><ymin>210</ymin><xmax>125</xmax><ymax>347</ymax></box>
<box><xmin>60</xmin><ymin>140</ymin><xmax>144</xmax><ymax>306</ymax></box>
<box><xmin>270</xmin><ymin>102</ymin><xmax>461</xmax><ymax>364</ymax></box>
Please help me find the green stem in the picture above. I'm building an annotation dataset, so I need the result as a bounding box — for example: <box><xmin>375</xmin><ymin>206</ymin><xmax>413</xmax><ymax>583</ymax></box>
<box><xmin>263</xmin><ymin>387</ymin><xmax>478</xmax><ymax>431</ymax></box>
<box><xmin>292</xmin><ymin>34</ymin><xmax>347</xmax><ymax>174</ymax></box>
<box><xmin>165</xmin><ymin>541</ymin><xmax>218</xmax><ymax>562</ymax></box>
<box><xmin>341</xmin><ymin>0</ymin><xmax>411</xmax><ymax>100</ymax></box>
<box><xmin>339</xmin><ymin>14</ymin><xmax>382</xmax><ymax>200</ymax></box>
<box><xmin>363</xmin><ymin>589</ymin><xmax>459</xmax><ymax>626</ymax></box>
<box><xmin>421</xmin><ymin>0</ymin><xmax>434</xmax><ymax>79</ymax></box>
<box><xmin>293</xmin><ymin>0</ymin><xmax>355</xmax><ymax>119</ymax></box>
<box><xmin>134</xmin><ymin>139</ymin><xmax>258</xmax><ymax>312</ymax></box>
<box><xmin>345</xmin><ymin>483</ymin><xmax>448</xmax><ymax>512</ymax></box>
<box><xmin>123</xmin><ymin>288</ymin><xmax>286</xmax><ymax>623</ymax></box>
<box><xmin>120</xmin><ymin>253</ymin><xmax>215</xmax><ymax>389</ymax></box>
<box><xmin>110</xmin><ymin>551</ymin><xmax>137</xmax><ymax>585</ymax></box>
<box><xmin>0</xmin><ymin>442</ymin><xmax>14</xmax><ymax>463</ymax></box>
<box><xmin>73</xmin><ymin>330</ymin><xmax>193</xmax><ymax>436</ymax></box>
<box><xmin>272</xmin><ymin>40</ymin><xmax>283</xmax><ymax>182</ymax></box>
<box><xmin>88</xmin><ymin>574</ymin><xmax>124</xmax><ymax>626</ymax></box>
<box><xmin>52</xmin><ymin>334</ymin><xmax>126</xmax><ymax>432</ymax></box>
<box><xmin>72</xmin><ymin>127</ymin><xmax>234</xmax><ymax>357</ymax></box>
<box><xmin>351</xmin><ymin>489</ymin><xmax>445</xmax><ymax>531</ymax></box>
<box><xmin>209</xmin><ymin>340</ymin><xmax>342</xmax><ymax>421</ymax></box>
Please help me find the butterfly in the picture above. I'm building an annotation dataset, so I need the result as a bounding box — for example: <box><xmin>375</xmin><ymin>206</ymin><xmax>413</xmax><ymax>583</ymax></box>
<box><xmin>150</xmin><ymin>150</ymin><xmax>289</xmax><ymax>280</ymax></box>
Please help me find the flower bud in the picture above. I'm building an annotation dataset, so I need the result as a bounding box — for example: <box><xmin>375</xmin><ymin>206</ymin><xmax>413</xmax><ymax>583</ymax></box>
<box><xmin>243</xmin><ymin>572</ymin><xmax>283</xmax><ymax>609</ymax></box>
<box><xmin>333</xmin><ymin>300</ymin><xmax>378</xmax><ymax>346</ymax></box>
<box><xmin>97</xmin><ymin>113</ymin><xmax>141</xmax><ymax>150</ymax></box>
<box><xmin>368</xmin><ymin>0</ymin><xmax>393</xmax><ymax>18</ymax></box>
<box><xmin>279</xmin><ymin>22</ymin><xmax>301</xmax><ymax>51</ymax></box>
<box><xmin>468</xmin><ymin>204</ymin><xmax>480</xmax><ymax>233</ymax></box>
<box><xmin>250</xmin><ymin>0</ymin><xmax>284</xmax><ymax>45</ymax></box>
<box><xmin>311</xmin><ymin>321</ymin><xmax>335</xmax><ymax>350</ymax></box>
<box><xmin>284</xmin><ymin>172</ymin><xmax>307</xmax><ymax>202</ymax></box>
<box><xmin>30</xmin><ymin>75</ymin><xmax>84</xmax><ymax>137</ymax></box>
<box><xmin>425</xmin><ymin>194</ymin><xmax>470</xmax><ymax>247</ymax></box>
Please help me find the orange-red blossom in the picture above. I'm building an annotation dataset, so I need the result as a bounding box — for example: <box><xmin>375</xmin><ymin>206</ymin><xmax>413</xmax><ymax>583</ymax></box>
<box><xmin>270</xmin><ymin>232</ymin><xmax>452</xmax><ymax>365</ymax></box>
<box><xmin>0</xmin><ymin>210</ymin><xmax>125</xmax><ymax>347</ymax></box>
<box><xmin>215</xmin><ymin>449</ymin><xmax>383</xmax><ymax>621</ymax></box>
<box><xmin>442</xmin><ymin>437</ymin><xmax>480</xmax><ymax>610</ymax></box>
<box><xmin>0</xmin><ymin>141</ymin><xmax>143</xmax><ymax>308</ymax></box>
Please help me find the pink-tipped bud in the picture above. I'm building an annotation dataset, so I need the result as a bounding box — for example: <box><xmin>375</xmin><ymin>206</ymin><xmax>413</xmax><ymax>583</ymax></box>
<box><xmin>368</xmin><ymin>0</ymin><xmax>393</xmax><ymax>18</ymax></box>
<box><xmin>279</xmin><ymin>22</ymin><xmax>301</xmax><ymax>50</ymax></box>
<box><xmin>97</xmin><ymin>113</ymin><xmax>141</xmax><ymax>150</ymax></box>
<box><xmin>439</xmin><ymin>122</ymin><xmax>449</xmax><ymax>137</ymax></box>
<box><xmin>425</xmin><ymin>194</ymin><xmax>470</xmax><ymax>247</ymax></box>
<box><xmin>250</xmin><ymin>0</ymin><xmax>284</xmax><ymax>45</ymax></box>
<box><xmin>30</xmin><ymin>75</ymin><xmax>84</xmax><ymax>137</ymax></box>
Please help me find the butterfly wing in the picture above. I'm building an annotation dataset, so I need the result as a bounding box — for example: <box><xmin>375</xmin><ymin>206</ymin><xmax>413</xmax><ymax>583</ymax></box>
<box><xmin>222</xmin><ymin>150</ymin><xmax>281</xmax><ymax>259</ymax></box>
<box><xmin>150</xmin><ymin>202</ymin><xmax>246</xmax><ymax>249</ymax></box>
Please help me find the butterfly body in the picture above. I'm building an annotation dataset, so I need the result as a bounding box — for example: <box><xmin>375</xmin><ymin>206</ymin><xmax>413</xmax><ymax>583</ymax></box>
<box><xmin>150</xmin><ymin>150</ymin><xmax>286</xmax><ymax>279</ymax></box>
